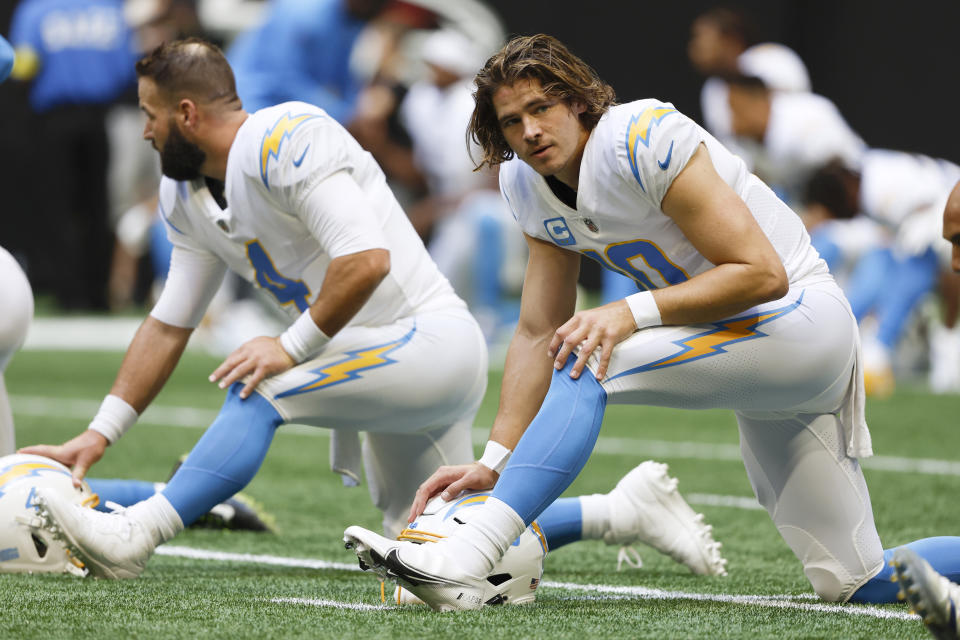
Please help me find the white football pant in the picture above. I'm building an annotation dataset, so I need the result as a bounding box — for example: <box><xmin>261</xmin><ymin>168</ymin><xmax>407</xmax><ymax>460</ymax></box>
<box><xmin>0</xmin><ymin>247</ymin><xmax>33</xmax><ymax>455</ymax></box>
<box><xmin>591</xmin><ymin>279</ymin><xmax>884</xmax><ymax>602</ymax></box>
<box><xmin>256</xmin><ymin>305</ymin><xmax>486</xmax><ymax>536</ymax></box>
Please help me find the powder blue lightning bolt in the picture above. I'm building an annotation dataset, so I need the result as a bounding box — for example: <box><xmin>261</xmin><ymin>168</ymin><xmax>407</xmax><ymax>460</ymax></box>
<box><xmin>259</xmin><ymin>112</ymin><xmax>320</xmax><ymax>189</ymax></box>
<box><xmin>625</xmin><ymin>106</ymin><xmax>677</xmax><ymax>191</ymax></box>
<box><xmin>276</xmin><ymin>324</ymin><xmax>417</xmax><ymax>398</ymax></box>
<box><xmin>608</xmin><ymin>293</ymin><xmax>804</xmax><ymax>379</ymax></box>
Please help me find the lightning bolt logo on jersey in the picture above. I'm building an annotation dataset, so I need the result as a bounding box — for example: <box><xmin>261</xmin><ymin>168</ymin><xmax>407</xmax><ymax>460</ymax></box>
<box><xmin>259</xmin><ymin>112</ymin><xmax>320</xmax><ymax>189</ymax></box>
<box><xmin>499</xmin><ymin>99</ymin><xmax>824</xmax><ymax>298</ymax></box>
<box><xmin>276</xmin><ymin>325</ymin><xmax>417</xmax><ymax>398</ymax></box>
<box><xmin>625</xmin><ymin>106</ymin><xmax>677</xmax><ymax>191</ymax></box>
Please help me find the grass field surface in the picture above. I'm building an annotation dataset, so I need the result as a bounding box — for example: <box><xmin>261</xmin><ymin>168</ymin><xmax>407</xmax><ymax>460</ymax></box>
<box><xmin>3</xmin><ymin>347</ymin><xmax>959</xmax><ymax>638</ymax></box>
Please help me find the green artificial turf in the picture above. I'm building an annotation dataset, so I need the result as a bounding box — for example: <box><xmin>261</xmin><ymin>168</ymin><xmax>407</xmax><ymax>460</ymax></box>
<box><xmin>3</xmin><ymin>348</ymin><xmax>958</xmax><ymax>639</ymax></box>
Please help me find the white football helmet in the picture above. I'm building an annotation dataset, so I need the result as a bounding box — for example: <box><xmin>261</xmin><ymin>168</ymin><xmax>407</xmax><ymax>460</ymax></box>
<box><xmin>0</xmin><ymin>453</ymin><xmax>98</xmax><ymax>576</ymax></box>
<box><xmin>396</xmin><ymin>491</ymin><xmax>547</xmax><ymax>605</ymax></box>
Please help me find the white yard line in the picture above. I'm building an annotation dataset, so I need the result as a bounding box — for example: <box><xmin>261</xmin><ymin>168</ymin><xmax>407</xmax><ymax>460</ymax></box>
<box><xmin>12</xmin><ymin>393</ymin><xmax>960</xmax><ymax>478</ymax></box>
<box><xmin>155</xmin><ymin>545</ymin><xmax>357</xmax><ymax>571</ymax></box>
<box><xmin>156</xmin><ymin>545</ymin><xmax>917</xmax><ymax>621</ymax></box>
<box><xmin>268</xmin><ymin>597</ymin><xmax>389</xmax><ymax>610</ymax></box>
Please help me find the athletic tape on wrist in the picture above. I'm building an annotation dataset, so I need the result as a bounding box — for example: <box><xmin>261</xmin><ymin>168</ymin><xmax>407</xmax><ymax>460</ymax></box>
<box><xmin>88</xmin><ymin>394</ymin><xmax>139</xmax><ymax>444</ymax></box>
<box><xmin>625</xmin><ymin>291</ymin><xmax>662</xmax><ymax>330</ymax></box>
<box><xmin>478</xmin><ymin>440</ymin><xmax>512</xmax><ymax>474</ymax></box>
<box><xmin>279</xmin><ymin>309</ymin><xmax>330</xmax><ymax>363</ymax></box>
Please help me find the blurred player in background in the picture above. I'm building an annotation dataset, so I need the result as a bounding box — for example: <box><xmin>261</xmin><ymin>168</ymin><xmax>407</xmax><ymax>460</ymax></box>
<box><xmin>687</xmin><ymin>7</ymin><xmax>809</xmax><ymax>158</ymax></box>
<box><xmin>804</xmin><ymin>152</ymin><xmax>960</xmax><ymax>395</ymax></box>
<box><xmin>227</xmin><ymin>0</ymin><xmax>388</xmax><ymax>122</ymax></box>
<box><xmin>344</xmin><ymin>33</ymin><xmax>960</xmax><ymax>611</ymax></box>
<box><xmin>351</xmin><ymin>28</ymin><xmax>525</xmax><ymax>340</ymax></box>
<box><xmin>8</xmin><ymin>0</ymin><xmax>139</xmax><ymax>311</ymax></box>
<box><xmin>24</xmin><ymin>39</ymin><xmax>724</xmax><ymax>581</ymax></box>
<box><xmin>724</xmin><ymin>72</ymin><xmax>864</xmax><ymax>207</ymax></box>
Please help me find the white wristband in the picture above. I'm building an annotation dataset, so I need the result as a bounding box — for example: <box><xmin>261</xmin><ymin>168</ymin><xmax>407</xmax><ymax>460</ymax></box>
<box><xmin>625</xmin><ymin>291</ymin><xmax>662</xmax><ymax>330</ymax></box>
<box><xmin>478</xmin><ymin>440</ymin><xmax>512</xmax><ymax>474</ymax></box>
<box><xmin>88</xmin><ymin>395</ymin><xmax>139</xmax><ymax>445</ymax></box>
<box><xmin>279</xmin><ymin>309</ymin><xmax>330</xmax><ymax>363</ymax></box>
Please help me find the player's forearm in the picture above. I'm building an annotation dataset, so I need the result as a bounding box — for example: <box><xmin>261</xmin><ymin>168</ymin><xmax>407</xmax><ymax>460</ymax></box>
<box><xmin>652</xmin><ymin>259</ymin><xmax>788</xmax><ymax>325</ymax></box>
<box><xmin>109</xmin><ymin>315</ymin><xmax>193</xmax><ymax>413</ymax></box>
<box><xmin>488</xmin><ymin>330</ymin><xmax>555</xmax><ymax>450</ymax></box>
<box><xmin>308</xmin><ymin>249</ymin><xmax>390</xmax><ymax>337</ymax></box>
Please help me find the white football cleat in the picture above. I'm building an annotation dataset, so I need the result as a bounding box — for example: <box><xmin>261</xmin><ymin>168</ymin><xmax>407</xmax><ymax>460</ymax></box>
<box><xmin>604</xmin><ymin>461</ymin><xmax>727</xmax><ymax>576</ymax></box>
<box><xmin>34</xmin><ymin>487</ymin><xmax>155</xmax><ymax>579</ymax></box>
<box><xmin>344</xmin><ymin>525</ymin><xmax>501</xmax><ymax>611</ymax></box>
<box><xmin>892</xmin><ymin>547</ymin><xmax>960</xmax><ymax>640</ymax></box>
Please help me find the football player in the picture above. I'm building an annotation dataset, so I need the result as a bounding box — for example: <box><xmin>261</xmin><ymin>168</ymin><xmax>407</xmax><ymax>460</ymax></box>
<box><xmin>804</xmin><ymin>153</ymin><xmax>960</xmax><ymax>395</ymax></box>
<box><xmin>890</xmin><ymin>188</ymin><xmax>960</xmax><ymax>638</ymax></box>
<box><xmin>688</xmin><ymin>7</ymin><xmax>810</xmax><ymax>156</ymax></box>
<box><xmin>24</xmin><ymin>39</ymin><xmax>725</xmax><ymax>580</ymax></box>
<box><xmin>343</xmin><ymin>34</ymin><xmax>960</xmax><ymax>611</ymax></box>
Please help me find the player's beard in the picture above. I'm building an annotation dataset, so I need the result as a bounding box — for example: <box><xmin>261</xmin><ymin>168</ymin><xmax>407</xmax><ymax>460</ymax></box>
<box><xmin>159</xmin><ymin>121</ymin><xmax>206</xmax><ymax>181</ymax></box>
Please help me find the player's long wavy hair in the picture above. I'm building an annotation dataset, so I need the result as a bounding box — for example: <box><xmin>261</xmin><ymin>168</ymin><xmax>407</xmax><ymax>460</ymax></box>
<box><xmin>135</xmin><ymin>38</ymin><xmax>241</xmax><ymax>109</ymax></box>
<box><xmin>468</xmin><ymin>34</ymin><xmax>617</xmax><ymax>170</ymax></box>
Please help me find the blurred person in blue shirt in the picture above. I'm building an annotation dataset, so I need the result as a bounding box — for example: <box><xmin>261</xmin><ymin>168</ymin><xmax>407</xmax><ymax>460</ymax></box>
<box><xmin>8</xmin><ymin>0</ymin><xmax>139</xmax><ymax>310</ymax></box>
<box><xmin>227</xmin><ymin>0</ymin><xmax>387</xmax><ymax>123</ymax></box>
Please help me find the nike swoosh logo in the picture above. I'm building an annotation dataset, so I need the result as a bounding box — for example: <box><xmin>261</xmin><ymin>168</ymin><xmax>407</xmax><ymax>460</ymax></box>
<box><xmin>383</xmin><ymin>549</ymin><xmax>469</xmax><ymax>587</ymax></box>
<box><xmin>657</xmin><ymin>140</ymin><xmax>674</xmax><ymax>170</ymax></box>
<box><xmin>292</xmin><ymin>144</ymin><xmax>310</xmax><ymax>167</ymax></box>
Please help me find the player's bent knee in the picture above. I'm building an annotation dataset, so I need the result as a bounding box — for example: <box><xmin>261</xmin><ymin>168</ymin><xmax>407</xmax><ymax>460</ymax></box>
<box><xmin>780</xmin><ymin>525</ymin><xmax>880</xmax><ymax>602</ymax></box>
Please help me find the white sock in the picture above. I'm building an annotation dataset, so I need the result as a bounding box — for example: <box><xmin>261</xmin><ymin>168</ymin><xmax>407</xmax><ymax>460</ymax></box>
<box><xmin>578</xmin><ymin>493</ymin><xmax>611</xmax><ymax>540</ymax></box>
<box><xmin>440</xmin><ymin>497</ymin><xmax>525</xmax><ymax>577</ymax></box>
<box><xmin>126</xmin><ymin>494</ymin><xmax>184</xmax><ymax>547</ymax></box>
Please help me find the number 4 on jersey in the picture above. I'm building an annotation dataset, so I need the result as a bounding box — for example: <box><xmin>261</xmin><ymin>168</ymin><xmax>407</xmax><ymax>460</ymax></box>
<box><xmin>245</xmin><ymin>240</ymin><xmax>311</xmax><ymax>312</ymax></box>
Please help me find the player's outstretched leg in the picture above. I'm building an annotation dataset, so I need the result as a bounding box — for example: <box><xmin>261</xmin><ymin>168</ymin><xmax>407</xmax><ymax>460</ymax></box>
<box><xmin>893</xmin><ymin>546</ymin><xmax>960</xmax><ymax>639</ymax></box>
<box><xmin>539</xmin><ymin>461</ymin><xmax>726</xmax><ymax>576</ymax></box>
<box><xmin>36</xmin><ymin>384</ymin><xmax>283</xmax><ymax>578</ymax></box>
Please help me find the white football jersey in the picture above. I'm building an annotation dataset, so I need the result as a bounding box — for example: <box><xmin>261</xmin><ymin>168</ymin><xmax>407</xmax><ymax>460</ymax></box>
<box><xmin>859</xmin><ymin>149</ymin><xmax>960</xmax><ymax>258</ymax></box>
<box><xmin>499</xmin><ymin>100</ymin><xmax>825</xmax><ymax>290</ymax></box>
<box><xmin>746</xmin><ymin>92</ymin><xmax>866</xmax><ymax>203</ymax></box>
<box><xmin>860</xmin><ymin>149</ymin><xmax>960</xmax><ymax>228</ymax></box>
<box><xmin>157</xmin><ymin>101</ymin><xmax>463</xmax><ymax>328</ymax></box>
<box><xmin>700</xmin><ymin>42</ymin><xmax>810</xmax><ymax>158</ymax></box>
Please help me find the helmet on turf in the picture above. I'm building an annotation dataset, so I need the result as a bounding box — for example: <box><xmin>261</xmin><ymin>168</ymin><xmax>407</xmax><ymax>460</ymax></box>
<box><xmin>0</xmin><ymin>453</ymin><xmax>98</xmax><ymax>576</ymax></box>
<box><xmin>398</xmin><ymin>491</ymin><xmax>547</xmax><ymax>605</ymax></box>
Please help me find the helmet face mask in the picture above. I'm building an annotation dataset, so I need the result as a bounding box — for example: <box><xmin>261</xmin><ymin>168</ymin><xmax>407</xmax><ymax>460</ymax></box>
<box><xmin>0</xmin><ymin>454</ymin><xmax>98</xmax><ymax>576</ymax></box>
<box><xmin>398</xmin><ymin>492</ymin><xmax>547</xmax><ymax>605</ymax></box>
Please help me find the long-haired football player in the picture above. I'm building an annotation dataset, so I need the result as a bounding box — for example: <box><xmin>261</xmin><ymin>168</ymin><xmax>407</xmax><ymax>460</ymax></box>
<box><xmin>344</xmin><ymin>34</ymin><xmax>960</xmax><ymax>611</ymax></box>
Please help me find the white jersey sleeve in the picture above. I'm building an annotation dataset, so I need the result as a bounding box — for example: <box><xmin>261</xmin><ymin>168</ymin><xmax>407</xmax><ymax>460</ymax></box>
<box><xmin>616</xmin><ymin>101</ymin><xmax>705</xmax><ymax>208</ymax></box>
<box><xmin>149</xmin><ymin>178</ymin><xmax>228</xmax><ymax>328</ymax></box>
<box><xmin>150</xmin><ymin>244</ymin><xmax>227</xmax><ymax>328</ymax></box>
<box><xmin>259</xmin><ymin>117</ymin><xmax>388</xmax><ymax>258</ymax></box>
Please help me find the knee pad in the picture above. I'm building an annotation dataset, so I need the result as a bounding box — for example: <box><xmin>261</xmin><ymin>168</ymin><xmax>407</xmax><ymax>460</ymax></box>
<box><xmin>779</xmin><ymin>525</ymin><xmax>883</xmax><ymax>602</ymax></box>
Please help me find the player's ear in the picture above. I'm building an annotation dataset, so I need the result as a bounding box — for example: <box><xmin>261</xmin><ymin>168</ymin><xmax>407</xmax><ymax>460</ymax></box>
<box><xmin>569</xmin><ymin>99</ymin><xmax>587</xmax><ymax>116</ymax></box>
<box><xmin>176</xmin><ymin>98</ymin><xmax>200</xmax><ymax>129</ymax></box>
